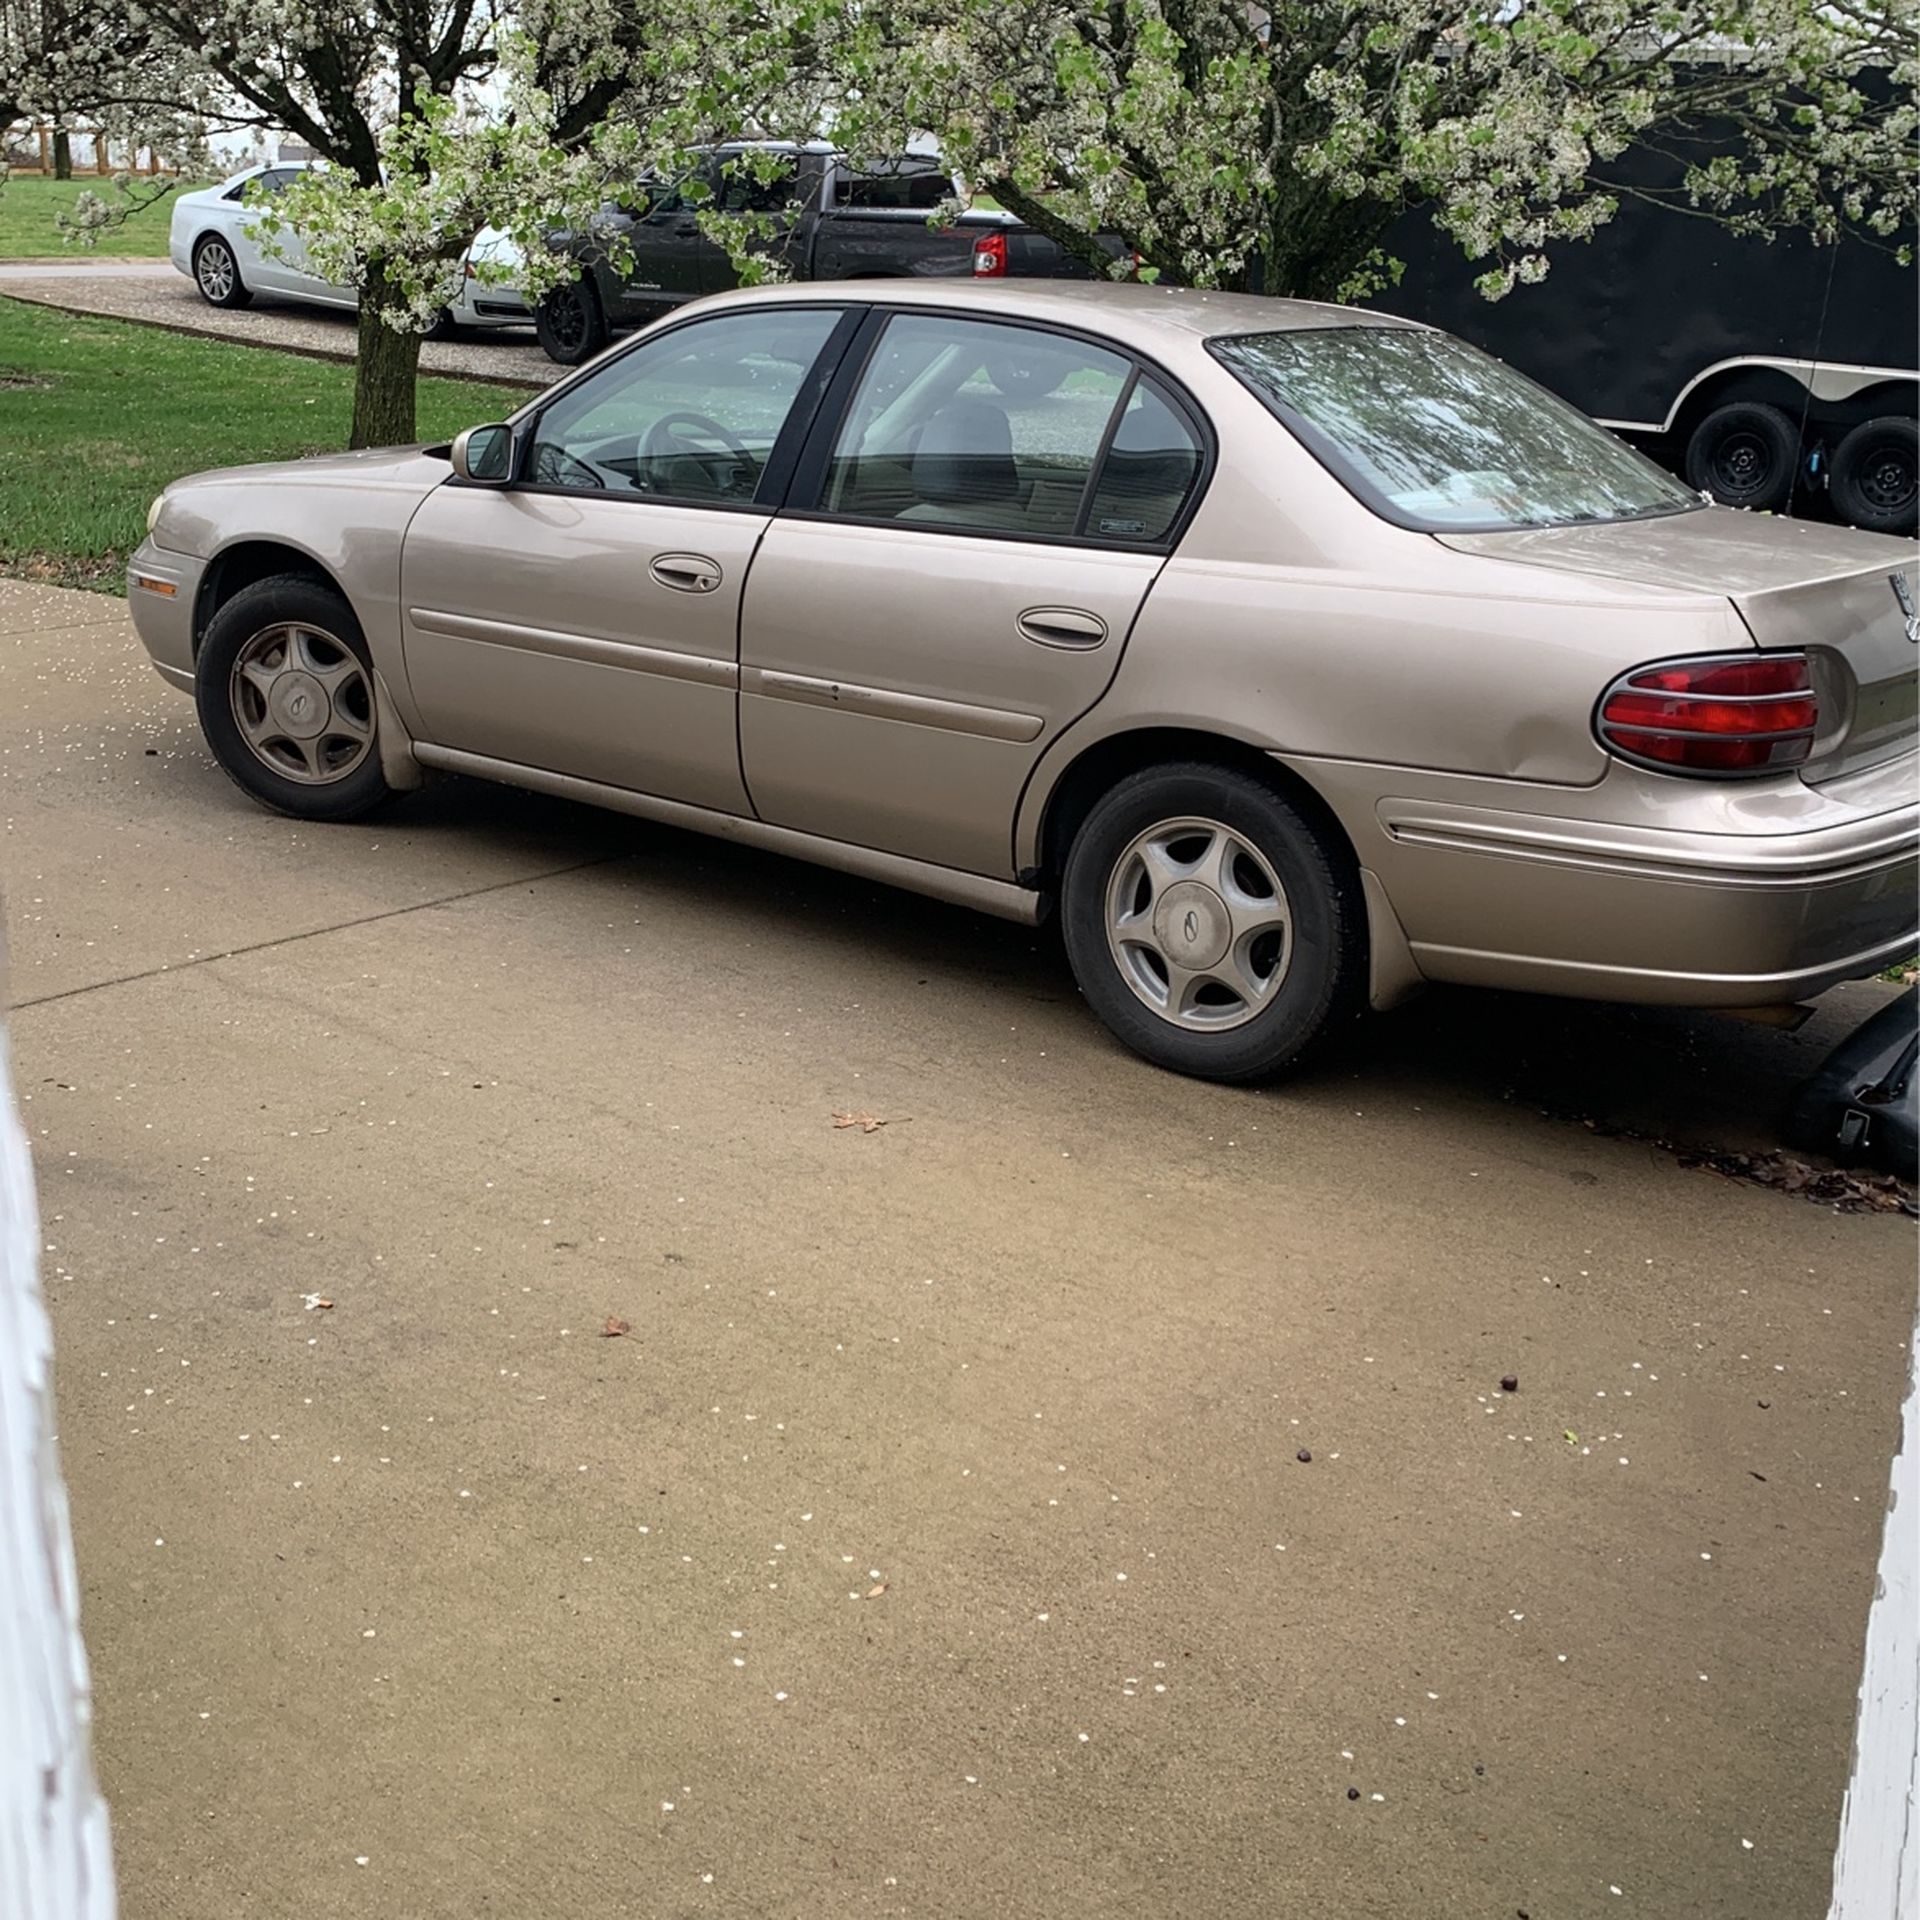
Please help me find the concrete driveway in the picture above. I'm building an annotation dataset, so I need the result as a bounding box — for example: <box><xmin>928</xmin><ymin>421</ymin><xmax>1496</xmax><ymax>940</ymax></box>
<box><xmin>3</xmin><ymin>580</ymin><xmax>1913</xmax><ymax>1920</ymax></box>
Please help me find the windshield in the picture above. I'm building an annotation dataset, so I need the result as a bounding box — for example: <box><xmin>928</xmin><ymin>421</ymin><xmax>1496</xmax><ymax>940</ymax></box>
<box><xmin>1210</xmin><ymin>327</ymin><xmax>1700</xmax><ymax>533</ymax></box>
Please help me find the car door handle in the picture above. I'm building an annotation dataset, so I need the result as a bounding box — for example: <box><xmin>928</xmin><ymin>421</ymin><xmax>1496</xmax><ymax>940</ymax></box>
<box><xmin>672</xmin><ymin>217</ymin><xmax>700</xmax><ymax>236</ymax></box>
<box><xmin>650</xmin><ymin>553</ymin><xmax>723</xmax><ymax>594</ymax></box>
<box><xmin>1017</xmin><ymin>607</ymin><xmax>1108</xmax><ymax>649</ymax></box>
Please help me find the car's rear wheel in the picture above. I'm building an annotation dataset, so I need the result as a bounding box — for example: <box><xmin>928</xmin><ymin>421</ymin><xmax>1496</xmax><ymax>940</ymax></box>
<box><xmin>1683</xmin><ymin>401</ymin><xmax>1799</xmax><ymax>512</ymax></box>
<box><xmin>1829</xmin><ymin>415</ymin><xmax>1918</xmax><ymax>536</ymax></box>
<box><xmin>192</xmin><ymin>234</ymin><xmax>252</xmax><ymax>310</ymax></box>
<box><xmin>1061</xmin><ymin>764</ymin><xmax>1365</xmax><ymax>1081</ymax></box>
<box><xmin>535</xmin><ymin>279</ymin><xmax>609</xmax><ymax>365</ymax></box>
<box><xmin>194</xmin><ymin>576</ymin><xmax>392</xmax><ymax>821</ymax></box>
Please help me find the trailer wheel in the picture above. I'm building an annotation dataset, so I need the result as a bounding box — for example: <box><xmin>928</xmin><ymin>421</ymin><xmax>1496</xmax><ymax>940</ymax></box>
<box><xmin>1829</xmin><ymin>416</ymin><xmax>1918</xmax><ymax>537</ymax></box>
<box><xmin>1683</xmin><ymin>401</ymin><xmax>1799</xmax><ymax>513</ymax></box>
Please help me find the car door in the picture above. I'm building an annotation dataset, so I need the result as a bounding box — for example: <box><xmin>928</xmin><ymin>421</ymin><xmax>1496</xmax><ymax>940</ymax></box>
<box><xmin>399</xmin><ymin>303</ymin><xmax>858</xmax><ymax>812</ymax></box>
<box><xmin>227</xmin><ymin>168</ymin><xmax>300</xmax><ymax>294</ymax></box>
<box><xmin>607</xmin><ymin>183</ymin><xmax>715</xmax><ymax>320</ymax></box>
<box><xmin>737</xmin><ymin>310</ymin><xmax>1209</xmax><ymax>875</ymax></box>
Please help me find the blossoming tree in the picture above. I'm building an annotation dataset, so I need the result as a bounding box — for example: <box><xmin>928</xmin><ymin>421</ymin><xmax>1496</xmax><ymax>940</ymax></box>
<box><xmin>834</xmin><ymin>0</ymin><xmax>1917</xmax><ymax>301</ymax></box>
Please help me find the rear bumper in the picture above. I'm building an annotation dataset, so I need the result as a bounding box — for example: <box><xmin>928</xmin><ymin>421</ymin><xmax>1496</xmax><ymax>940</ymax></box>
<box><xmin>1288</xmin><ymin>752</ymin><xmax>1919</xmax><ymax>1008</ymax></box>
<box><xmin>126</xmin><ymin>541</ymin><xmax>204</xmax><ymax>693</ymax></box>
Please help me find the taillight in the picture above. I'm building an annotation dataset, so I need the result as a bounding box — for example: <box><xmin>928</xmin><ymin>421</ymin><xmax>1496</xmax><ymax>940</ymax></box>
<box><xmin>972</xmin><ymin>231</ymin><xmax>1007</xmax><ymax>277</ymax></box>
<box><xmin>1596</xmin><ymin>654</ymin><xmax>1818</xmax><ymax>775</ymax></box>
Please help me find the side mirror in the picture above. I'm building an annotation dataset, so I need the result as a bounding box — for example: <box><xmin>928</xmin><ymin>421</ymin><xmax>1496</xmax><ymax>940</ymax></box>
<box><xmin>451</xmin><ymin>423</ymin><xmax>514</xmax><ymax>484</ymax></box>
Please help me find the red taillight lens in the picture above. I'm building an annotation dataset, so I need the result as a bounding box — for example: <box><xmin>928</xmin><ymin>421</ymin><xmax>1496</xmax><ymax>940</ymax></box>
<box><xmin>1596</xmin><ymin>654</ymin><xmax>1817</xmax><ymax>775</ymax></box>
<box><xmin>972</xmin><ymin>231</ymin><xmax>1007</xmax><ymax>277</ymax></box>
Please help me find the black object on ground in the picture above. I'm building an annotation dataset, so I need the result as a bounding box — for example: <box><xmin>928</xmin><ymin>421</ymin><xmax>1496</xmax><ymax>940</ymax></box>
<box><xmin>1784</xmin><ymin>986</ymin><xmax>1918</xmax><ymax>1181</ymax></box>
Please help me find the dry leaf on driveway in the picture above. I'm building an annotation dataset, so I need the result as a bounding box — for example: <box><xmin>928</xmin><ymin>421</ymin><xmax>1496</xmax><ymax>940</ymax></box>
<box><xmin>599</xmin><ymin>1316</ymin><xmax>631</xmax><ymax>1338</ymax></box>
<box><xmin>831</xmin><ymin>1111</ymin><xmax>894</xmax><ymax>1134</ymax></box>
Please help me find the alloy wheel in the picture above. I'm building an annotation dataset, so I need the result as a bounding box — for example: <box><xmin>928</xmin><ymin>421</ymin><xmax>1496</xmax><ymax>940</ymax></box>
<box><xmin>227</xmin><ymin>623</ymin><xmax>375</xmax><ymax>785</ymax></box>
<box><xmin>196</xmin><ymin>241</ymin><xmax>236</xmax><ymax>302</ymax></box>
<box><xmin>1104</xmin><ymin>816</ymin><xmax>1293</xmax><ymax>1031</ymax></box>
<box><xmin>545</xmin><ymin>287</ymin><xmax>588</xmax><ymax>355</ymax></box>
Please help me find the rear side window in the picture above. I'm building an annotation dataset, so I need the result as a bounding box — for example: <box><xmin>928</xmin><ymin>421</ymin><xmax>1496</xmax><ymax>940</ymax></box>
<box><xmin>229</xmin><ymin>168</ymin><xmax>295</xmax><ymax>201</ymax></box>
<box><xmin>820</xmin><ymin>313</ymin><xmax>1203</xmax><ymax>544</ymax></box>
<box><xmin>1083</xmin><ymin>379</ymin><xmax>1203</xmax><ymax>543</ymax></box>
<box><xmin>834</xmin><ymin>167</ymin><xmax>952</xmax><ymax>211</ymax></box>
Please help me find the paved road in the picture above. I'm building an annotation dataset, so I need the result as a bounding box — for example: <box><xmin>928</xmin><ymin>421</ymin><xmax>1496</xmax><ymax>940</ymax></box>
<box><xmin>0</xmin><ymin>260</ymin><xmax>552</xmax><ymax>388</ymax></box>
<box><xmin>3</xmin><ymin>579</ymin><xmax>1913</xmax><ymax>1920</ymax></box>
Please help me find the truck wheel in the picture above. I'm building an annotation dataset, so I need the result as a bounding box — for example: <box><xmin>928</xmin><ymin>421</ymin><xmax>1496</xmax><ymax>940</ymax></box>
<box><xmin>1684</xmin><ymin>401</ymin><xmax>1799</xmax><ymax>512</ymax></box>
<box><xmin>536</xmin><ymin>280</ymin><xmax>609</xmax><ymax>366</ymax></box>
<box><xmin>1060</xmin><ymin>763</ymin><xmax>1366</xmax><ymax>1083</ymax></box>
<box><xmin>1829</xmin><ymin>417</ymin><xmax>1918</xmax><ymax>537</ymax></box>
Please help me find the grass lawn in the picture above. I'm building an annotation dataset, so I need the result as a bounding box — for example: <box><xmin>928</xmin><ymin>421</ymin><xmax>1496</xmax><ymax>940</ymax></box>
<box><xmin>0</xmin><ymin>297</ymin><xmax>527</xmax><ymax>588</ymax></box>
<box><xmin>0</xmin><ymin>174</ymin><xmax>213</xmax><ymax>259</ymax></box>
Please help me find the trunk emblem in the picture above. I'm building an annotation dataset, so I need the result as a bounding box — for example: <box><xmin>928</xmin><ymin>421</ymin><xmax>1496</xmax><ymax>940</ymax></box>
<box><xmin>1893</xmin><ymin>571</ymin><xmax>1918</xmax><ymax>644</ymax></box>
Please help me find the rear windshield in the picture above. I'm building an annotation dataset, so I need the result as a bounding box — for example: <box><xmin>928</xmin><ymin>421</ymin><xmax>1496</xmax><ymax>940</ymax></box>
<box><xmin>1210</xmin><ymin>327</ymin><xmax>1700</xmax><ymax>533</ymax></box>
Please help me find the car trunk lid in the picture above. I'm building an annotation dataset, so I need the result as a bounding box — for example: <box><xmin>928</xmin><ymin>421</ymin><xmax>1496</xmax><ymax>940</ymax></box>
<box><xmin>1442</xmin><ymin>508</ymin><xmax>1919</xmax><ymax>784</ymax></box>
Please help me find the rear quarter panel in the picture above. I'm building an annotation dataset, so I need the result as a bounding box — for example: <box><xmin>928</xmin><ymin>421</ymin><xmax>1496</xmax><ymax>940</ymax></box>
<box><xmin>1014</xmin><ymin>395</ymin><xmax>1749</xmax><ymax>866</ymax></box>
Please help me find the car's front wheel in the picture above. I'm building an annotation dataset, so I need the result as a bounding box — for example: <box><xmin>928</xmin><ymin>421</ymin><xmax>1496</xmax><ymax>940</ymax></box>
<box><xmin>535</xmin><ymin>279</ymin><xmax>610</xmax><ymax>365</ymax></box>
<box><xmin>1061</xmin><ymin>764</ymin><xmax>1365</xmax><ymax>1081</ymax></box>
<box><xmin>194</xmin><ymin>576</ymin><xmax>392</xmax><ymax>821</ymax></box>
<box><xmin>192</xmin><ymin>234</ymin><xmax>252</xmax><ymax>310</ymax></box>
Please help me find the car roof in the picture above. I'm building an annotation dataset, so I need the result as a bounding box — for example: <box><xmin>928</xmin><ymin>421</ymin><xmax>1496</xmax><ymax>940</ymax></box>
<box><xmin>701</xmin><ymin>276</ymin><xmax>1414</xmax><ymax>347</ymax></box>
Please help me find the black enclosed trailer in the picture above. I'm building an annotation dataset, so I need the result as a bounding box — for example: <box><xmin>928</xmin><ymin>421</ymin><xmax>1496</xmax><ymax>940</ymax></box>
<box><xmin>1372</xmin><ymin>134</ymin><xmax>1919</xmax><ymax>535</ymax></box>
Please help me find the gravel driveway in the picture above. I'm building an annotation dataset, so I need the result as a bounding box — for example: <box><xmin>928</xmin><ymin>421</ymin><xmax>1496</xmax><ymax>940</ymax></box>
<box><xmin>0</xmin><ymin>259</ymin><xmax>554</xmax><ymax>390</ymax></box>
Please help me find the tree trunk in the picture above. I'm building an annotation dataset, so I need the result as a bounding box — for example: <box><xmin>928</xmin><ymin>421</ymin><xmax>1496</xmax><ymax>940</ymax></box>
<box><xmin>52</xmin><ymin>125</ymin><xmax>71</xmax><ymax>181</ymax></box>
<box><xmin>983</xmin><ymin>177</ymin><xmax>1120</xmax><ymax>281</ymax></box>
<box><xmin>1261</xmin><ymin>189</ymin><xmax>1401</xmax><ymax>304</ymax></box>
<box><xmin>349</xmin><ymin>268</ymin><xmax>422</xmax><ymax>449</ymax></box>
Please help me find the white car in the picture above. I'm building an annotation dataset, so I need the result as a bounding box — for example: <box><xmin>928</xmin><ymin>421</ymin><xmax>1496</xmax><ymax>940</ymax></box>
<box><xmin>168</xmin><ymin>166</ymin><xmax>531</xmax><ymax>333</ymax></box>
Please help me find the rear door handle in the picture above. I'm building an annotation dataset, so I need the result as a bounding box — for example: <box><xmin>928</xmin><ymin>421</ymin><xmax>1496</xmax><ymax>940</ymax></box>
<box><xmin>650</xmin><ymin>553</ymin><xmax>723</xmax><ymax>594</ymax></box>
<box><xmin>1017</xmin><ymin>606</ymin><xmax>1108</xmax><ymax>649</ymax></box>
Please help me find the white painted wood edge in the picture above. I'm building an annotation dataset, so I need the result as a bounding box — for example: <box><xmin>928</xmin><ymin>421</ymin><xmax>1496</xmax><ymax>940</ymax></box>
<box><xmin>1828</xmin><ymin>1278</ymin><xmax>1920</xmax><ymax>1919</ymax></box>
<box><xmin>0</xmin><ymin>1024</ymin><xmax>118</xmax><ymax>1920</ymax></box>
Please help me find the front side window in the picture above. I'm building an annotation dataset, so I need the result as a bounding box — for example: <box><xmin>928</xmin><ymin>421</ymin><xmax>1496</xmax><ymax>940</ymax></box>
<box><xmin>525</xmin><ymin>307</ymin><xmax>843</xmax><ymax>503</ymax></box>
<box><xmin>1211</xmin><ymin>326</ymin><xmax>1699</xmax><ymax>533</ymax></box>
<box><xmin>823</xmin><ymin>314</ymin><xmax>1152</xmax><ymax>539</ymax></box>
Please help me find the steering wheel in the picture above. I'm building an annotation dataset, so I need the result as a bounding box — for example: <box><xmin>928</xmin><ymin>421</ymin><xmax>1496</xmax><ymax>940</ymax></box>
<box><xmin>641</xmin><ymin>409</ymin><xmax>753</xmax><ymax>467</ymax></box>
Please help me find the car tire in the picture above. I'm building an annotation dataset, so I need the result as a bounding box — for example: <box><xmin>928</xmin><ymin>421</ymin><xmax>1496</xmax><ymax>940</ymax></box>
<box><xmin>1829</xmin><ymin>416</ymin><xmax>1918</xmax><ymax>537</ymax></box>
<box><xmin>1684</xmin><ymin>401</ymin><xmax>1799</xmax><ymax>512</ymax></box>
<box><xmin>424</xmin><ymin>306</ymin><xmax>461</xmax><ymax>342</ymax></box>
<box><xmin>194</xmin><ymin>576</ymin><xmax>392</xmax><ymax>822</ymax></box>
<box><xmin>1060</xmin><ymin>763</ymin><xmax>1366</xmax><ymax>1082</ymax></box>
<box><xmin>535</xmin><ymin>279</ymin><xmax>610</xmax><ymax>365</ymax></box>
<box><xmin>192</xmin><ymin>234</ymin><xmax>253</xmax><ymax>310</ymax></box>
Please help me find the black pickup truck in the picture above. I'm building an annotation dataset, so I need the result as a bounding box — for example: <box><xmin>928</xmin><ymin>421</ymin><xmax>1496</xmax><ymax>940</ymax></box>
<box><xmin>533</xmin><ymin>143</ymin><xmax>1097</xmax><ymax>363</ymax></box>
